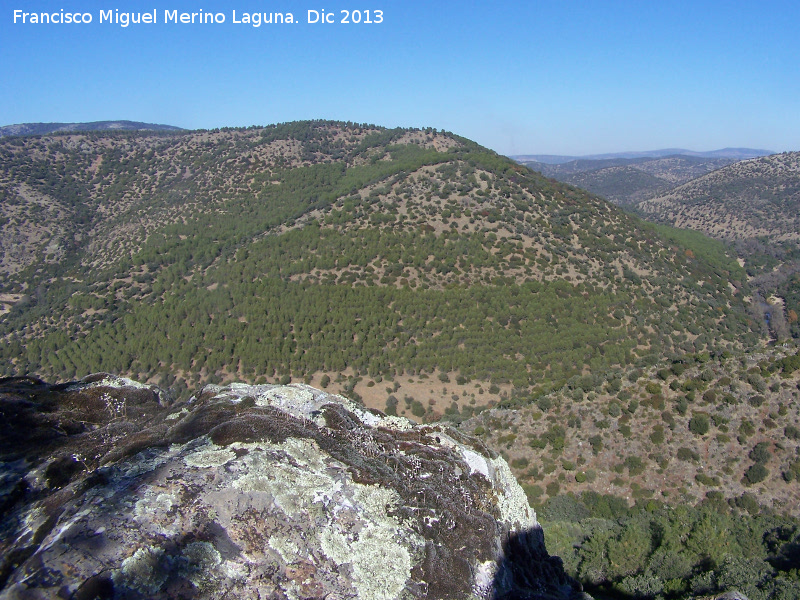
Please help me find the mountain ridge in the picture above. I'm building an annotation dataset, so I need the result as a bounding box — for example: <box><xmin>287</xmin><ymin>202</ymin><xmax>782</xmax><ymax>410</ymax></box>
<box><xmin>0</xmin><ymin>120</ymin><xmax>184</xmax><ymax>137</ymax></box>
<box><xmin>512</xmin><ymin>148</ymin><xmax>774</xmax><ymax>164</ymax></box>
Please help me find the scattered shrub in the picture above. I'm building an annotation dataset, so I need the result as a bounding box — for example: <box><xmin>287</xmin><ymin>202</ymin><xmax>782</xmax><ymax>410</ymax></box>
<box><xmin>645</xmin><ymin>382</ymin><xmax>662</xmax><ymax>395</ymax></box>
<box><xmin>411</xmin><ymin>400</ymin><xmax>425</xmax><ymax>417</ymax></box>
<box><xmin>784</xmin><ymin>425</ymin><xmax>800</xmax><ymax>440</ymax></box>
<box><xmin>749</xmin><ymin>442</ymin><xmax>771</xmax><ymax>464</ymax></box>
<box><xmin>689</xmin><ymin>413</ymin><xmax>711</xmax><ymax>435</ymax></box>
<box><xmin>650</xmin><ymin>426</ymin><xmax>665</xmax><ymax>445</ymax></box>
<box><xmin>743</xmin><ymin>463</ymin><xmax>769</xmax><ymax>485</ymax></box>
<box><xmin>511</xmin><ymin>457</ymin><xmax>529</xmax><ymax>470</ymax></box>
<box><xmin>546</xmin><ymin>481</ymin><xmax>561</xmax><ymax>496</ymax></box>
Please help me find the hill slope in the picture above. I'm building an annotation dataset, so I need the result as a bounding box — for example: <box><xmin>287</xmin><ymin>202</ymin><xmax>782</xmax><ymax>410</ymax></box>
<box><xmin>637</xmin><ymin>152</ymin><xmax>800</xmax><ymax>247</ymax></box>
<box><xmin>636</xmin><ymin>152</ymin><xmax>800</xmax><ymax>339</ymax></box>
<box><xmin>0</xmin><ymin>121</ymin><xmax>758</xmax><ymax>405</ymax></box>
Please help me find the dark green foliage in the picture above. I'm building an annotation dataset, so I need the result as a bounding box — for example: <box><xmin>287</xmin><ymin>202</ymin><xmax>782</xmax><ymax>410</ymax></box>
<box><xmin>773</xmin><ymin>350</ymin><xmax>800</xmax><ymax>376</ymax></box>
<box><xmin>624</xmin><ymin>456</ymin><xmax>645</xmax><ymax>475</ymax></box>
<box><xmin>588</xmin><ymin>435</ymin><xmax>603</xmax><ymax>455</ymax></box>
<box><xmin>510</xmin><ymin>457</ymin><xmax>529</xmax><ymax>470</ymax></box>
<box><xmin>540</xmin><ymin>492</ymin><xmax>800</xmax><ymax>600</ymax></box>
<box><xmin>689</xmin><ymin>413</ymin><xmax>711</xmax><ymax>435</ymax></box>
<box><xmin>645</xmin><ymin>382</ymin><xmax>662</xmax><ymax>395</ymax></box>
<box><xmin>649</xmin><ymin>425</ymin><xmax>665</xmax><ymax>445</ymax></box>
<box><xmin>750</xmin><ymin>442</ymin><xmax>772</xmax><ymax>464</ymax></box>
<box><xmin>744</xmin><ymin>463</ymin><xmax>770</xmax><ymax>485</ymax></box>
<box><xmin>410</xmin><ymin>400</ymin><xmax>425</xmax><ymax>418</ymax></box>
<box><xmin>545</xmin><ymin>481</ymin><xmax>561</xmax><ymax>496</ymax></box>
<box><xmin>783</xmin><ymin>460</ymin><xmax>800</xmax><ymax>482</ymax></box>
<box><xmin>540</xmin><ymin>494</ymin><xmax>591</xmax><ymax>522</ymax></box>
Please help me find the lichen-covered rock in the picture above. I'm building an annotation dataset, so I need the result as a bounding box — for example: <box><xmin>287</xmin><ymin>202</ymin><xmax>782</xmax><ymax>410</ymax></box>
<box><xmin>0</xmin><ymin>375</ymin><xmax>585</xmax><ymax>599</ymax></box>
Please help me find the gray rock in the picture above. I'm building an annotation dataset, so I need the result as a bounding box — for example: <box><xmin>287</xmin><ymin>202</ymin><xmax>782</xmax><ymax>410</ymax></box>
<box><xmin>714</xmin><ymin>592</ymin><xmax>750</xmax><ymax>600</ymax></box>
<box><xmin>0</xmin><ymin>375</ymin><xmax>584</xmax><ymax>599</ymax></box>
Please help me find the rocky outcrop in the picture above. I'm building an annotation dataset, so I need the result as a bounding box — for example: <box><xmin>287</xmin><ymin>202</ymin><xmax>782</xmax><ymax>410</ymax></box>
<box><xmin>0</xmin><ymin>374</ymin><xmax>585</xmax><ymax>599</ymax></box>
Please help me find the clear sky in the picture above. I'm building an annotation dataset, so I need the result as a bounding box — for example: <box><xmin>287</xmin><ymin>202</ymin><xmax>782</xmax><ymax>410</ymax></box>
<box><xmin>1</xmin><ymin>1</ymin><xmax>798</xmax><ymax>155</ymax></box>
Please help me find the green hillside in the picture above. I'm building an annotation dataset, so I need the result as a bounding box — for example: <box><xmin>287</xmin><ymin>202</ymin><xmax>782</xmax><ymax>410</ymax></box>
<box><xmin>1</xmin><ymin>122</ymin><xmax>757</xmax><ymax>403</ymax></box>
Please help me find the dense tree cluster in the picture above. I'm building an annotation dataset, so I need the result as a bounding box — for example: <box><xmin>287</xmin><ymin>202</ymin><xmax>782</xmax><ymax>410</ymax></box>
<box><xmin>541</xmin><ymin>491</ymin><xmax>800</xmax><ymax>600</ymax></box>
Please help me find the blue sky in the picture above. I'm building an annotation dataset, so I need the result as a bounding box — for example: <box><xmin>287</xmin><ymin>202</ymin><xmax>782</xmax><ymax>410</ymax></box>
<box><xmin>2</xmin><ymin>1</ymin><xmax>798</xmax><ymax>155</ymax></box>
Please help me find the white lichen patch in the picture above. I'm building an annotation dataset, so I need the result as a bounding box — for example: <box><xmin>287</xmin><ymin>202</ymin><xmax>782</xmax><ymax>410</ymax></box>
<box><xmin>133</xmin><ymin>490</ymin><xmax>181</xmax><ymax>535</ymax></box>
<box><xmin>184</xmin><ymin>446</ymin><xmax>238</xmax><ymax>468</ymax></box>
<box><xmin>472</xmin><ymin>560</ymin><xmax>497</xmax><ymax>598</ymax></box>
<box><xmin>461</xmin><ymin>447</ymin><xmax>491</xmax><ymax>479</ymax></box>
<box><xmin>376</xmin><ymin>414</ymin><xmax>415</xmax><ymax>431</ymax></box>
<box><xmin>69</xmin><ymin>375</ymin><xmax>152</xmax><ymax>391</ymax></box>
<box><xmin>180</xmin><ymin>541</ymin><xmax>222</xmax><ymax>589</ymax></box>
<box><xmin>489</xmin><ymin>457</ymin><xmax>537</xmax><ymax>530</ymax></box>
<box><xmin>114</xmin><ymin>546</ymin><xmax>169</xmax><ymax>595</ymax></box>
<box><xmin>319</xmin><ymin>485</ymin><xmax>421</xmax><ymax>600</ymax></box>
<box><xmin>222</xmin><ymin>435</ymin><xmax>422</xmax><ymax>599</ymax></box>
<box><xmin>231</xmin><ymin>438</ymin><xmax>338</xmax><ymax>517</ymax></box>
<box><xmin>320</xmin><ymin>520</ymin><xmax>416</xmax><ymax>600</ymax></box>
<box><xmin>255</xmin><ymin>386</ymin><xmax>317</xmax><ymax>412</ymax></box>
<box><xmin>165</xmin><ymin>407</ymin><xmax>189</xmax><ymax>421</ymax></box>
<box><xmin>119</xmin><ymin>448</ymin><xmax>174</xmax><ymax>478</ymax></box>
<box><xmin>205</xmin><ymin>382</ymin><xmax>416</xmax><ymax>431</ymax></box>
<box><xmin>267</xmin><ymin>535</ymin><xmax>301</xmax><ymax>564</ymax></box>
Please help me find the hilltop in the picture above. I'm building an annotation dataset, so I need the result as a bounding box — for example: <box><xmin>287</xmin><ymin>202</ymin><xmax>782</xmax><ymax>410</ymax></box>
<box><xmin>0</xmin><ymin>120</ymin><xmax>183</xmax><ymax>137</ymax></box>
<box><xmin>0</xmin><ymin>121</ymin><xmax>758</xmax><ymax>404</ymax></box>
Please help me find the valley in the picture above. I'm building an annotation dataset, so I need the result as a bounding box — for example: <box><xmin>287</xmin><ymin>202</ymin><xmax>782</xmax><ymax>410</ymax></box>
<box><xmin>1</xmin><ymin>121</ymin><xmax>798</xmax><ymax>599</ymax></box>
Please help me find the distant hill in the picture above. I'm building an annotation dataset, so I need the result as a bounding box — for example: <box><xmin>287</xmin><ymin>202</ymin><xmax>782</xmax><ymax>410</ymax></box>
<box><xmin>637</xmin><ymin>152</ymin><xmax>800</xmax><ymax>248</ymax></box>
<box><xmin>636</xmin><ymin>152</ymin><xmax>800</xmax><ymax>339</ymax></box>
<box><xmin>0</xmin><ymin>120</ymin><xmax>183</xmax><ymax>137</ymax></box>
<box><xmin>519</xmin><ymin>154</ymin><xmax>740</xmax><ymax>205</ymax></box>
<box><xmin>511</xmin><ymin>148</ymin><xmax>773</xmax><ymax>164</ymax></box>
<box><xmin>513</xmin><ymin>149</ymin><xmax>774</xmax><ymax>207</ymax></box>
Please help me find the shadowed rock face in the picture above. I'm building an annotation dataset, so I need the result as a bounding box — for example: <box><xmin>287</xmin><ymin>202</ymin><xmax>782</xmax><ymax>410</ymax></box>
<box><xmin>0</xmin><ymin>375</ymin><xmax>585</xmax><ymax>599</ymax></box>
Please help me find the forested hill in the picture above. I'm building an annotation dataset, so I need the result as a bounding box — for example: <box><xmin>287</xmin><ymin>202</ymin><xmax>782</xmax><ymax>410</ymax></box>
<box><xmin>0</xmin><ymin>121</ymin><xmax>758</xmax><ymax>405</ymax></box>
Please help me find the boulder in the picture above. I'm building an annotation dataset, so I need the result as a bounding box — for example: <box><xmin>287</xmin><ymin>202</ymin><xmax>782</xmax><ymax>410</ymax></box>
<box><xmin>0</xmin><ymin>375</ymin><xmax>584</xmax><ymax>599</ymax></box>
